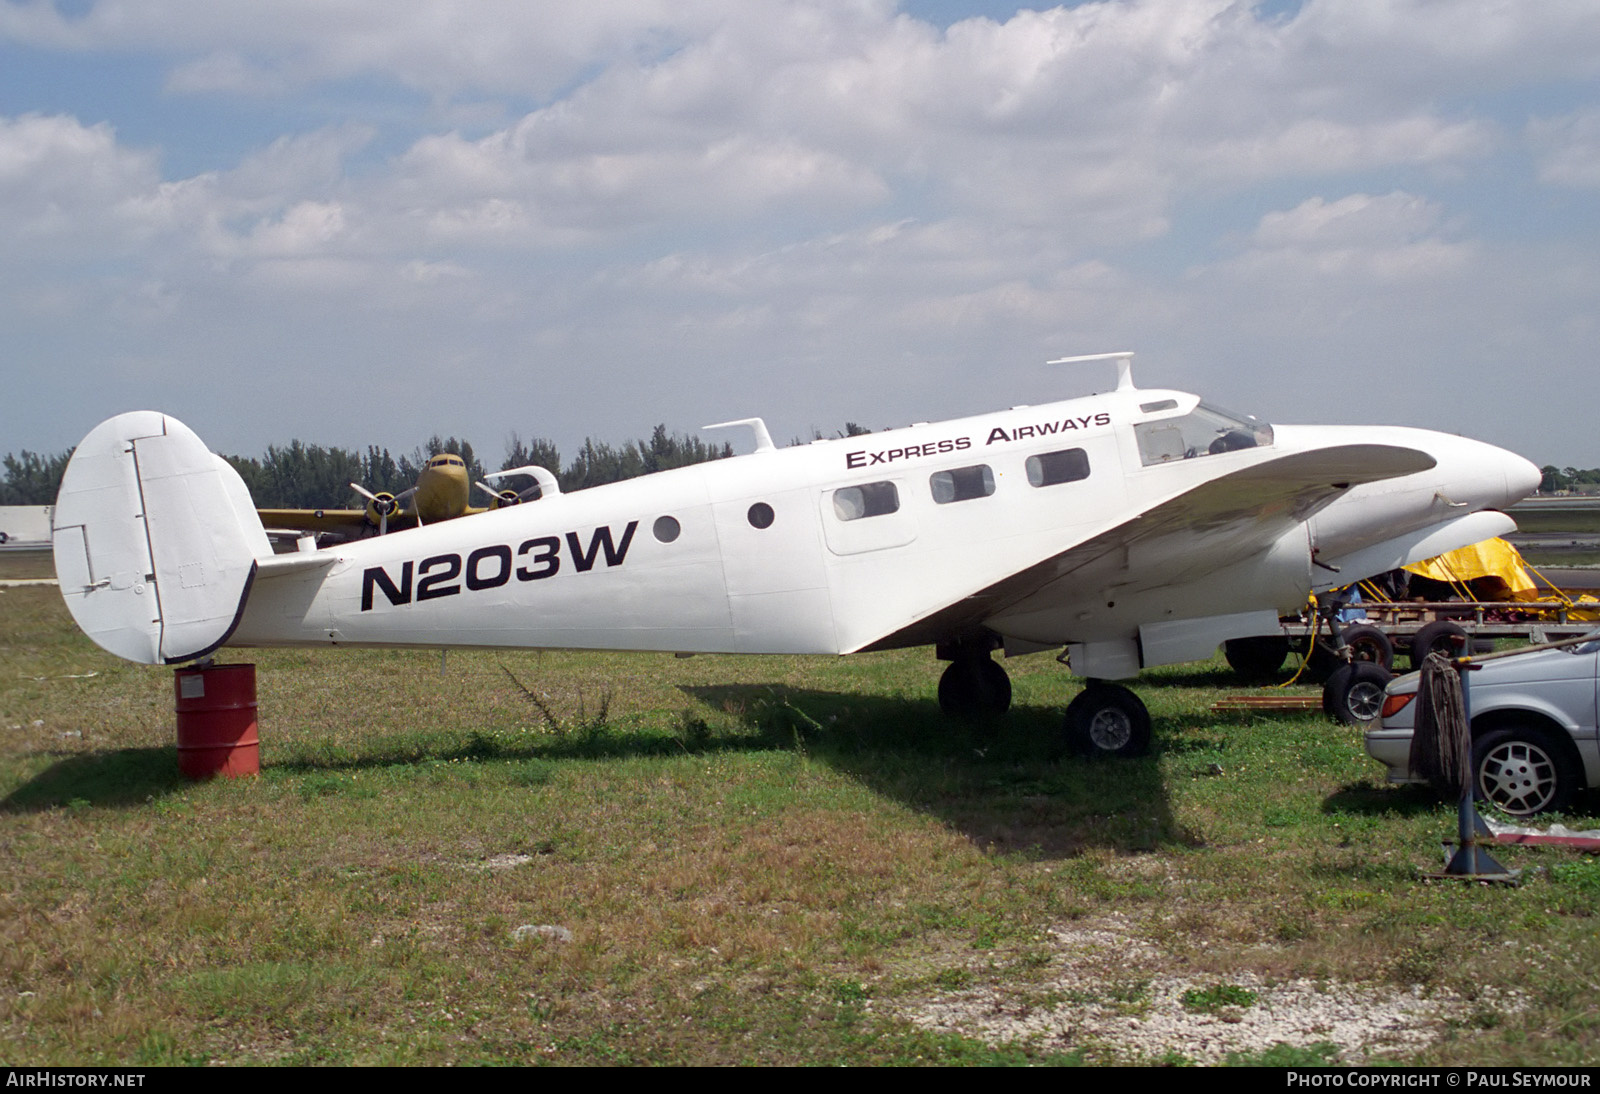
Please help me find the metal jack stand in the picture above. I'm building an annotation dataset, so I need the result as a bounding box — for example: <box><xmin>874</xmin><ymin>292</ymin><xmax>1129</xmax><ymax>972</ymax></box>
<box><xmin>1422</xmin><ymin>657</ymin><xmax>1520</xmax><ymax>884</ymax></box>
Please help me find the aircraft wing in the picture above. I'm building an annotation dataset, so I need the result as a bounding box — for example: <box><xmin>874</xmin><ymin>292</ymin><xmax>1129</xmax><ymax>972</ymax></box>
<box><xmin>258</xmin><ymin>504</ymin><xmax>505</xmax><ymax>538</ymax></box>
<box><xmin>855</xmin><ymin>443</ymin><xmax>1436</xmax><ymax>652</ymax></box>
<box><xmin>257</xmin><ymin>507</ymin><xmax>396</xmax><ymax>537</ymax></box>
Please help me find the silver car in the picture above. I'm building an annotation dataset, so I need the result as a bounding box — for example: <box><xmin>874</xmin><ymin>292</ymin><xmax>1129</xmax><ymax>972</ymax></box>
<box><xmin>1365</xmin><ymin>633</ymin><xmax>1600</xmax><ymax>817</ymax></box>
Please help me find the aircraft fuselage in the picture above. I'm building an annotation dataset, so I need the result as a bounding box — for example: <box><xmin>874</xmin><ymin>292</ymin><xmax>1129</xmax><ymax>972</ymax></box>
<box><xmin>222</xmin><ymin>384</ymin><xmax>1537</xmax><ymax>678</ymax></box>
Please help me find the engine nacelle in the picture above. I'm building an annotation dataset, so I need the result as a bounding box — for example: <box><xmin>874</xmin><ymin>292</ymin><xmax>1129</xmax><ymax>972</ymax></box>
<box><xmin>364</xmin><ymin>491</ymin><xmax>400</xmax><ymax>527</ymax></box>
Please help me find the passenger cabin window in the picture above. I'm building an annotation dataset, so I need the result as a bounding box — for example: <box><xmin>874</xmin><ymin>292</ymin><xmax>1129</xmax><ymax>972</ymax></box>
<box><xmin>1026</xmin><ymin>448</ymin><xmax>1090</xmax><ymax>488</ymax></box>
<box><xmin>1134</xmin><ymin>402</ymin><xmax>1273</xmax><ymax>466</ymax></box>
<box><xmin>833</xmin><ymin>481</ymin><xmax>899</xmax><ymax>521</ymax></box>
<box><xmin>930</xmin><ymin>465</ymin><xmax>994</xmax><ymax>504</ymax></box>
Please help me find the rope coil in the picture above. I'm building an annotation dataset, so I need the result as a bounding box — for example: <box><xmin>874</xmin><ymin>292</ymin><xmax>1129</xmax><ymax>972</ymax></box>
<box><xmin>1410</xmin><ymin>650</ymin><xmax>1470</xmax><ymax>795</ymax></box>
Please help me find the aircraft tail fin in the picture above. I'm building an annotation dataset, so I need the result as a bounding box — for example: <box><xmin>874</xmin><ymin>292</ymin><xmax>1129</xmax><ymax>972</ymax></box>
<box><xmin>52</xmin><ymin>412</ymin><xmax>271</xmax><ymax>665</ymax></box>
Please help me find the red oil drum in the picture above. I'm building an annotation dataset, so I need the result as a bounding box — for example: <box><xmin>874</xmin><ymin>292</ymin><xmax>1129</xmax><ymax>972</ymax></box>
<box><xmin>173</xmin><ymin>663</ymin><xmax>260</xmax><ymax>778</ymax></box>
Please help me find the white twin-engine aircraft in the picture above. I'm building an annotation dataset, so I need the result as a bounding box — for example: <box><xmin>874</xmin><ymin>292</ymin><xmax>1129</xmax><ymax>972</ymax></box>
<box><xmin>53</xmin><ymin>354</ymin><xmax>1539</xmax><ymax>756</ymax></box>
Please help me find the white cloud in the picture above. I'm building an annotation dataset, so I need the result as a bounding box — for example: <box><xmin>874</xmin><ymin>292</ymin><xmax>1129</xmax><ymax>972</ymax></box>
<box><xmin>1530</xmin><ymin>109</ymin><xmax>1600</xmax><ymax>188</ymax></box>
<box><xmin>1211</xmin><ymin>191</ymin><xmax>1476</xmax><ymax>286</ymax></box>
<box><xmin>0</xmin><ymin>0</ymin><xmax>747</xmax><ymax>98</ymax></box>
<box><xmin>3</xmin><ymin>2</ymin><xmax>1600</xmax><ymax>464</ymax></box>
<box><xmin>0</xmin><ymin>113</ymin><xmax>162</xmax><ymax>249</ymax></box>
<box><xmin>1249</xmin><ymin>191</ymin><xmax>1441</xmax><ymax>249</ymax></box>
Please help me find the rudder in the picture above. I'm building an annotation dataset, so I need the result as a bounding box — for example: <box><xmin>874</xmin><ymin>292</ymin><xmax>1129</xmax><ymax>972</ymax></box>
<box><xmin>53</xmin><ymin>412</ymin><xmax>270</xmax><ymax>665</ymax></box>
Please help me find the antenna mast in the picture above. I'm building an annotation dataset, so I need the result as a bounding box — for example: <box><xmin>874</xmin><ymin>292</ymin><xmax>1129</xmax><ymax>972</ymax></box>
<box><xmin>1047</xmin><ymin>351</ymin><xmax>1136</xmax><ymax>392</ymax></box>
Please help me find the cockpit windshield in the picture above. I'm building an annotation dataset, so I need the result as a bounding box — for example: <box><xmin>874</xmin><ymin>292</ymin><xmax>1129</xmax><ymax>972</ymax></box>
<box><xmin>1134</xmin><ymin>403</ymin><xmax>1274</xmax><ymax>466</ymax></box>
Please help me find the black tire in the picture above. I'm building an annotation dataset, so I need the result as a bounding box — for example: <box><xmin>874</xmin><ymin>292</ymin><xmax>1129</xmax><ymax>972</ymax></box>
<box><xmin>1063</xmin><ymin>684</ymin><xmax>1151</xmax><ymax>758</ymax></box>
<box><xmin>937</xmin><ymin>657</ymin><xmax>1011</xmax><ymax>719</ymax></box>
<box><xmin>1341</xmin><ymin>624</ymin><xmax>1394</xmax><ymax>671</ymax></box>
<box><xmin>1408</xmin><ymin>621</ymin><xmax>1468</xmax><ymax>670</ymax></box>
<box><xmin>1473</xmin><ymin>726</ymin><xmax>1579</xmax><ymax>817</ymax></box>
<box><xmin>1322</xmin><ymin>662</ymin><xmax>1392</xmax><ymax>725</ymax></box>
<box><xmin>1223</xmin><ymin>635</ymin><xmax>1290</xmax><ymax>681</ymax></box>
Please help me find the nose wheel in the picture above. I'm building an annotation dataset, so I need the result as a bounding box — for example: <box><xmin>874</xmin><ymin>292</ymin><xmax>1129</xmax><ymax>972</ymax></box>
<box><xmin>1322</xmin><ymin>661</ymin><xmax>1393</xmax><ymax>725</ymax></box>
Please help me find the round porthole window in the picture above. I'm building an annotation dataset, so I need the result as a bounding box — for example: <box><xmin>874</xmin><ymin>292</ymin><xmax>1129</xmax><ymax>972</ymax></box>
<box><xmin>747</xmin><ymin>502</ymin><xmax>774</xmax><ymax>529</ymax></box>
<box><xmin>652</xmin><ymin>515</ymin><xmax>681</xmax><ymax>543</ymax></box>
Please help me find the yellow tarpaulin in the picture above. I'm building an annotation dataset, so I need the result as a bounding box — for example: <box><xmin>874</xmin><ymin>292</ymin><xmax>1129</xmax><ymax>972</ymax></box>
<box><xmin>1403</xmin><ymin>537</ymin><xmax>1600</xmax><ymax>618</ymax></box>
<box><xmin>1403</xmin><ymin>537</ymin><xmax>1541</xmax><ymax>597</ymax></box>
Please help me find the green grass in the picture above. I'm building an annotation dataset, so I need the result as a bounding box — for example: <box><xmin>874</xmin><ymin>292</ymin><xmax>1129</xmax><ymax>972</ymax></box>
<box><xmin>1509</xmin><ymin>502</ymin><xmax>1600</xmax><ymax>536</ymax></box>
<box><xmin>0</xmin><ymin>549</ymin><xmax>53</xmax><ymax>580</ymax></box>
<box><xmin>5</xmin><ymin>584</ymin><xmax>1600</xmax><ymax>1065</ymax></box>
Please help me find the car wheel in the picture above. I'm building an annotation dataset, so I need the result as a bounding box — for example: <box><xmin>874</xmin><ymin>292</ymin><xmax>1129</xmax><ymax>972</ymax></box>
<box><xmin>1323</xmin><ymin>662</ymin><xmax>1392</xmax><ymax>725</ymax></box>
<box><xmin>1341</xmin><ymin>624</ymin><xmax>1394</xmax><ymax>671</ymax></box>
<box><xmin>1409</xmin><ymin>620</ymin><xmax>1468</xmax><ymax>670</ymax></box>
<box><xmin>1063</xmin><ymin>684</ymin><xmax>1151</xmax><ymax>758</ymax></box>
<box><xmin>1474</xmin><ymin>727</ymin><xmax>1579</xmax><ymax>817</ymax></box>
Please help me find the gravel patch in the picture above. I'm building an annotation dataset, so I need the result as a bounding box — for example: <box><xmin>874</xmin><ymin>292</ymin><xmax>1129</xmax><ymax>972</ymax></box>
<box><xmin>896</xmin><ymin>916</ymin><xmax>1522</xmax><ymax>1064</ymax></box>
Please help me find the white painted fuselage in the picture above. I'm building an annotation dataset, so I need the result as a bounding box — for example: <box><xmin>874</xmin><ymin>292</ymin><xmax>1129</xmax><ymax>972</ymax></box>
<box><xmin>219</xmin><ymin>384</ymin><xmax>1537</xmax><ymax>678</ymax></box>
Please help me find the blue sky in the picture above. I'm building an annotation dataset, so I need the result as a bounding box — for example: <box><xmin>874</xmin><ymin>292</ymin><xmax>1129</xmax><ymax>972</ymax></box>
<box><xmin>3</xmin><ymin>0</ymin><xmax>1598</xmax><ymax>468</ymax></box>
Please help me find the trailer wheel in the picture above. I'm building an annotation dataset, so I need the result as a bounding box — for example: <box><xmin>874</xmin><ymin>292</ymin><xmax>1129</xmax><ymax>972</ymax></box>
<box><xmin>1223</xmin><ymin>636</ymin><xmax>1290</xmax><ymax>681</ymax></box>
<box><xmin>1341</xmin><ymin>624</ymin><xmax>1394</xmax><ymax>671</ymax></box>
<box><xmin>1409</xmin><ymin>621</ymin><xmax>1468</xmax><ymax>670</ymax></box>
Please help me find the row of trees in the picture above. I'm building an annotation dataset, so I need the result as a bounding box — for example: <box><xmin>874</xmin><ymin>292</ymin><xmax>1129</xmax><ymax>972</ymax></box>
<box><xmin>0</xmin><ymin>425</ymin><xmax>746</xmax><ymax>508</ymax></box>
<box><xmin>9</xmin><ymin>442</ymin><xmax>1597</xmax><ymax>507</ymax></box>
<box><xmin>0</xmin><ymin>451</ymin><xmax>73</xmax><ymax>507</ymax></box>
<box><xmin>1540</xmin><ymin>466</ymin><xmax>1600</xmax><ymax>494</ymax></box>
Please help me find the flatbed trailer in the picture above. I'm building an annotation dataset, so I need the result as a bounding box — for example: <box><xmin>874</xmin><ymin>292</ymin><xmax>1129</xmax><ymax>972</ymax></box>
<box><xmin>1222</xmin><ymin>590</ymin><xmax>1600</xmax><ymax>725</ymax></box>
<box><xmin>1224</xmin><ymin>536</ymin><xmax>1600</xmax><ymax>723</ymax></box>
<box><xmin>1227</xmin><ymin>599</ymin><xmax>1599</xmax><ymax>680</ymax></box>
<box><xmin>1284</xmin><ymin>599</ymin><xmax>1600</xmax><ymax>670</ymax></box>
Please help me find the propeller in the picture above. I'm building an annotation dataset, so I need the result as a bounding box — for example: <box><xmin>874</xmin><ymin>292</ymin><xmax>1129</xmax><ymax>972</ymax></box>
<box><xmin>474</xmin><ymin>480</ymin><xmax>529</xmax><ymax>508</ymax></box>
<box><xmin>480</xmin><ymin>465</ymin><xmax>562</xmax><ymax>506</ymax></box>
<box><xmin>350</xmin><ymin>482</ymin><xmax>413</xmax><ymax>536</ymax></box>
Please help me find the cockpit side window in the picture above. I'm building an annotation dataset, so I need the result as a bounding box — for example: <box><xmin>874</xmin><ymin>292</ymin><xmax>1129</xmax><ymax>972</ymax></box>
<box><xmin>1134</xmin><ymin>403</ymin><xmax>1273</xmax><ymax>466</ymax></box>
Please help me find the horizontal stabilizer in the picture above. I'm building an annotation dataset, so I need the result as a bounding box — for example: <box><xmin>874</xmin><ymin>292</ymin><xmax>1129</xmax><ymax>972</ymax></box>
<box><xmin>53</xmin><ymin>412</ymin><xmax>267</xmax><ymax>665</ymax></box>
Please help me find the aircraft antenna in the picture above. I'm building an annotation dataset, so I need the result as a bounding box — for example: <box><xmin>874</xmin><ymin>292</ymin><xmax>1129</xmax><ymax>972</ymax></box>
<box><xmin>702</xmin><ymin>417</ymin><xmax>776</xmax><ymax>453</ymax></box>
<box><xmin>1047</xmin><ymin>351</ymin><xmax>1136</xmax><ymax>392</ymax></box>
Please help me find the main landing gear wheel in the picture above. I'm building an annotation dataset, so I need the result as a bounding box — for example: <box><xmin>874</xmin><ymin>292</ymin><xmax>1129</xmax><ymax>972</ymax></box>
<box><xmin>1322</xmin><ymin>661</ymin><xmax>1392</xmax><ymax>725</ymax></box>
<box><xmin>937</xmin><ymin>656</ymin><xmax>1012</xmax><ymax>720</ymax></box>
<box><xmin>1063</xmin><ymin>683</ymin><xmax>1151</xmax><ymax>758</ymax></box>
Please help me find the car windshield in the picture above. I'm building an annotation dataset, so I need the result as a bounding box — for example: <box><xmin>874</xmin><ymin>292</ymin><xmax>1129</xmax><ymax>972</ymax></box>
<box><xmin>1570</xmin><ymin>628</ymin><xmax>1600</xmax><ymax>655</ymax></box>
